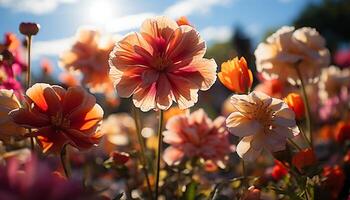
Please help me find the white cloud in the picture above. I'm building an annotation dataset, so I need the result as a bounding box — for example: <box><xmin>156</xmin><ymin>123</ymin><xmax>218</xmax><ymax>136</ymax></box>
<box><xmin>31</xmin><ymin>12</ymin><xmax>154</xmax><ymax>60</ymax></box>
<box><xmin>164</xmin><ymin>0</ymin><xmax>231</xmax><ymax>18</ymax></box>
<box><xmin>0</xmin><ymin>0</ymin><xmax>77</xmax><ymax>14</ymax></box>
<box><xmin>32</xmin><ymin>37</ymin><xmax>73</xmax><ymax>60</ymax></box>
<box><xmin>105</xmin><ymin>13</ymin><xmax>156</xmax><ymax>33</ymax></box>
<box><xmin>29</xmin><ymin>0</ymin><xmax>234</xmax><ymax>60</ymax></box>
<box><xmin>200</xmin><ymin>26</ymin><xmax>232</xmax><ymax>42</ymax></box>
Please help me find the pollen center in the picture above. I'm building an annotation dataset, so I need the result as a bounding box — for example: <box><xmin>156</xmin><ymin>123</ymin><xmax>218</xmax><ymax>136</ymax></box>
<box><xmin>252</xmin><ymin>101</ymin><xmax>274</xmax><ymax>132</ymax></box>
<box><xmin>51</xmin><ymin>112</ymin><xmax>70</xmax><ymax>129</ymax></box>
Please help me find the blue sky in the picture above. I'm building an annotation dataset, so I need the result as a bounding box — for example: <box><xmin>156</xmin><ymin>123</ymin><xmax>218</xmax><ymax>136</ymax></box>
<box><xmin>0</xmin><ymin>0</ymin><xmax>320</xmax><ymax>74</ymax></box>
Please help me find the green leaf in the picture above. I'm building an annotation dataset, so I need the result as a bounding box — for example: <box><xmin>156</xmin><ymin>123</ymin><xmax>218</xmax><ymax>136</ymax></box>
<box><xmin>182</xmin><ymin>182</ymin><xmax>198</xmax><ymax>200</ymax></box>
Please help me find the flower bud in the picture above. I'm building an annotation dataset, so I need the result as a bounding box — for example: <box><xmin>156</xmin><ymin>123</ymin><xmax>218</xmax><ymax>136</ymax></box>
<box><xmin>19</xmin><ymin>22</ymin><xmax>40</xmax><ymax>36</ymax></box>
<box><xmin>284</xmin><ymin>93</ymin><xmax>304</xmax><ymax>120</ymax></box>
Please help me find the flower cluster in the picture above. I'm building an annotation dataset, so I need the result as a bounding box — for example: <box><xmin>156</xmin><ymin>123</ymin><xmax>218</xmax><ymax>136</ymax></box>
<box><xmin>0</xmin><ymin>14</ymin><xmax>349</xmax><ymax>200</ymax></box>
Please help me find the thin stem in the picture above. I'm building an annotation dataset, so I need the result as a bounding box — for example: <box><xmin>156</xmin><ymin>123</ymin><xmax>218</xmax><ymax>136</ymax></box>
<box><xmin>131</xmin><ymin>107</ymin><xmax>152</xmax><ymax>199</ymax></box>
<box><xmin>26</xmin><ymin>36</ymin><xmax>32</xmax><ymax>89</ymax></box>
<box><xmin>297</xmin><ymin>123</ymin><xmax>312</xmax><ymax>148</ymax></box>
<box><xmin>60</xmin><ymin>144</ymin><xmax>71</xmax><ymax>178</ymax></box>
<box><xmin>295</xmin><ymin>65</ymin><xmax>313</xmax><ymax>146</ymax></box>
<box><xmin>287</xmin><ymin>138</ymin><xmax>302</xmax><ymax>151</ymax></box>
<box><xmin>26</xmin><ymin>35</ymin><xmax>34</xmax><ymax>151</ymax></box>
<box><xmin>241</xmin><ymin>159</ymin><xmax>247</xmax><ymax>188</ymax></box>
<box><xmin>154</xmin><ymin>110</ymin><xmax>164</xmax><ymax>200</ymax></box>
<box><xmin>304</xmin><ymin>189</ymin><xmax>310</xmax><ymax>200</ymax></box>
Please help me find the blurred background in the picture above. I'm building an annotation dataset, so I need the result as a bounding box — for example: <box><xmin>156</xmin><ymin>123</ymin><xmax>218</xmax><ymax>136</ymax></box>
<box><xmin>1</xmin><ymin>0</ymin><xmax>350</xmax><ymax>114</ymax></box>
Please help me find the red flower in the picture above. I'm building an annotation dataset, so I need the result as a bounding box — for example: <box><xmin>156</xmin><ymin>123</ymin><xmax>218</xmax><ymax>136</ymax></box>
<box><xmin>322</xmin><ymin>165</ymin><xmax>345</xmax><ymax>200</ymax></box>
<box><xmin>10</xmin><ymin>83</ymin><xmax>104</xmax><ymax>153</ymax></box>
<box><xmin>335</xmin><ymin>121</ymin><xmax>350</xmax><ymax>143</ymax></box>
<box><xmin>110</xmin><ymin>151</ymin><xmax>130</xmax><ymax>165</ymax></box>
<box><xmin>271</xmin><ymin>160</ymin><xmax>288</xmax><ymax>181</ymax></box>
<box><xmin>292</xmin><ymin>148</ymin><xmax>317</xmax><ymax>172</ymax></box>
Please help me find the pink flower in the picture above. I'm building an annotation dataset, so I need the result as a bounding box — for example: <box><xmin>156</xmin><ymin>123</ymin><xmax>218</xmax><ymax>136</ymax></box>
<box><xmin>0</xmin><ymin>154</ymin><xmax>99</xmax><ymax>200</ymax></box>
<box><xmin>162</xmin><ymin>109</ymin><xmax>233</xmax><ymax>166</ymax></box>
<box><xmin>109</xmin><ymin>16</ymin><xmax>217</xmax><ymax>111</ymax></box>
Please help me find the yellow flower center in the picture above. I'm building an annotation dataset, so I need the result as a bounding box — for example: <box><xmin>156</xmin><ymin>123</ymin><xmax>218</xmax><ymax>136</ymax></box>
<box><xmin>251</xmin><ymin>101</ymin><xmax>274</xmax><ymax>133</ymax></box>
<box><xmin>51</xmin><ymin>112</ymin><xmax>70</xmax><ymax>129</ymax></box>
<box><xmin>153</xmin><ymin>56</ymin><xmax>172</xmax><ymax>71</ymax></box>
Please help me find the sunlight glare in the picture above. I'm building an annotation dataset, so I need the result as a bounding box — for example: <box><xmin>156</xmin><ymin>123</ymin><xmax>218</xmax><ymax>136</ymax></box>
<box><xmin>87</xmin><ymin>0</ymin><xmax>115</xmax><ymax>26</ymax></box>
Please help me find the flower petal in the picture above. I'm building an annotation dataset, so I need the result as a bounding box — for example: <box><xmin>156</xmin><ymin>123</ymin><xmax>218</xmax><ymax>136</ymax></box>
<box><xmin>226</xmin><ymin>112</ymin><xmax>261</xmax><ymax>137</ymax></box>
<box><xmin>9</xmin><ymin>108</ymin><xmax>50</xmax><ymax>128</ymax></box>
<box><xmin>236</xmin><ymin>136</ymin><xmax>262</xmax><ymax>162</ymax></box>
<box><xmin>163</xmin><ymin>146</ymin><xmax>184</xmax><ymax>165</ymax></box>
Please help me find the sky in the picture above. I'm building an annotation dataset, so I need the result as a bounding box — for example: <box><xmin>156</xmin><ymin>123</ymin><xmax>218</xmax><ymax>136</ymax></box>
<box><xmin>0</xmin><ymin>0</ymin><xmax>320</xmax><ymax>74</ymax></box>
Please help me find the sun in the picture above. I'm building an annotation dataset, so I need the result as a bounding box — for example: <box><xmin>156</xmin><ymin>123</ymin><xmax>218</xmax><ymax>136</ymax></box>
<box><xmin>87</xmin><ymin>0</ymin><xmax>115</xmax><ymax>26</ymax></box>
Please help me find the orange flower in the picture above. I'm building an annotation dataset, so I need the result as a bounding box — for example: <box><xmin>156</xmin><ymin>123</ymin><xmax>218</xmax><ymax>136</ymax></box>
<box><xmin>60</xmin><ymin>28</ymin><xmax>115</xmax><ymax>93</ymax></box>
<box><xmin>40</xmin><ymin>58</ymin><xmax>53</xmax><ymax>75</ymax></box>
<box><xmin>284</xmin><ymin>93</ymin><xmax>305</xmax><ymax>120</ymax></box>
<box><xmin>343</xmin><ymin>150</ymin><xmax>350</xmax><ymax>165</ymax></box>
<box><xmin>335</xmin><ymin>121</ymin><xmax>350</xmax><ymax>143</ymax></box>
<box><xmin>10</xmin><ymin>83</ymin><xmax>104</xmax><ymax>153</ymax></box>
<box><xmin>163</xmin><ymin>106</ymin><xmax>189</xmax><ymax>123</ymax></box>
<box><xmin>292</xmin><ymin>148</ymin><xmax>317</xmax><ymax>172</ymax></box>
<box><xmin>218</xmin><ymin>57</ymin><xmax>253</xmax><ymax>93</ymax></box>
<box><xmin>176</xmin><ymin>16</ymin><xmax>192</xmax><ymax>26</ymax></box>
<box><xmin>109</xmin><ymin>16</ymin><xmax>217</xmax><ymax>111</ymax></box>
<box><xmin>59</xmin><ymin>72</ymin><xmax>80</xmax><ymax>87</ymax></box>
<box><xmin>322</xmin><ymin>165</ymin><xmax>345</xmax><ymax>200</ymax></box>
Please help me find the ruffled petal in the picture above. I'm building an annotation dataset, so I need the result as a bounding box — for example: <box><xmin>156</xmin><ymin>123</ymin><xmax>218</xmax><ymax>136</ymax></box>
<box><xmin>140</xmin><ymin>16</ymin><xmax>178</xmax><ymax>42</ymax></box>
<box><xmin>132</xmin><ymin>82</ymin><xmax>157</xmax><ymax>112</ymax></box>
<box><xmin>167</xmin><ymin>25</ymin><xmax>206</xmax><ymax>61</ymax></box>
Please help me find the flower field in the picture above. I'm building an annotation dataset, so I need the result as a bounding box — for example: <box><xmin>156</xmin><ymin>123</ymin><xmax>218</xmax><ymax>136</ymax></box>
<box><xmin>0</xmin><ymin>1</ymin><xmax>350</xmax><ymax>199</ymax></box>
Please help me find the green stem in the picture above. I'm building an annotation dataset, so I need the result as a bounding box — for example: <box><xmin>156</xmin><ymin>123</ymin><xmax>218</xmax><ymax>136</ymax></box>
<box><xmin>295</xmin><ymin>65</ymin><xmax>313</xmax><ymax>147</ymax></box>
<box><xmin>155</xmin><ymin>110</ymin><xmax>164</xmax><ymax>200</ymax></box>
<box><xmin>25</xmin><ymin>35</ymin><xmax>34</xmax><ymax>151</ymax></box>
<box><xmin>287</xmin><ymin>138</ymin><xmax>303</xmax><ymax>151</ymax></box>
<box><xmin>60</xmin><ymin>144</ymin><xmax>71</xmax><ymax>178</ymax></box>
<box><xmin>297</xmin><ymin>123</ymin><xmax>312</xmax><ymax>148</ymax></box>
<box><xmin>304</xmin><ymin>189</ymin><xmax>310</xmax><ymax>200</ymax></box>
<box><xmin>132</xmin><ymin>107</ymin><xmax>152</xmax><ymax>199</ymax></box>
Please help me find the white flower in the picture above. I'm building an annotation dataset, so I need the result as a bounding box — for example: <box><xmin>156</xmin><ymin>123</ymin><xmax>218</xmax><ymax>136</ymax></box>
<box><xmin>226</xmin><ymin>91</ymin><xmax>299</xmax><ymax>161</ymax></box>
<box><xmin>318</xmin><ymin>66</ymin><xmax>350</xmax><ymax>102</ymax></box>
<box><xmin>255</xmin><ymin>26</ymin><xmax>330</xmax><ymax>84</ymax></box>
